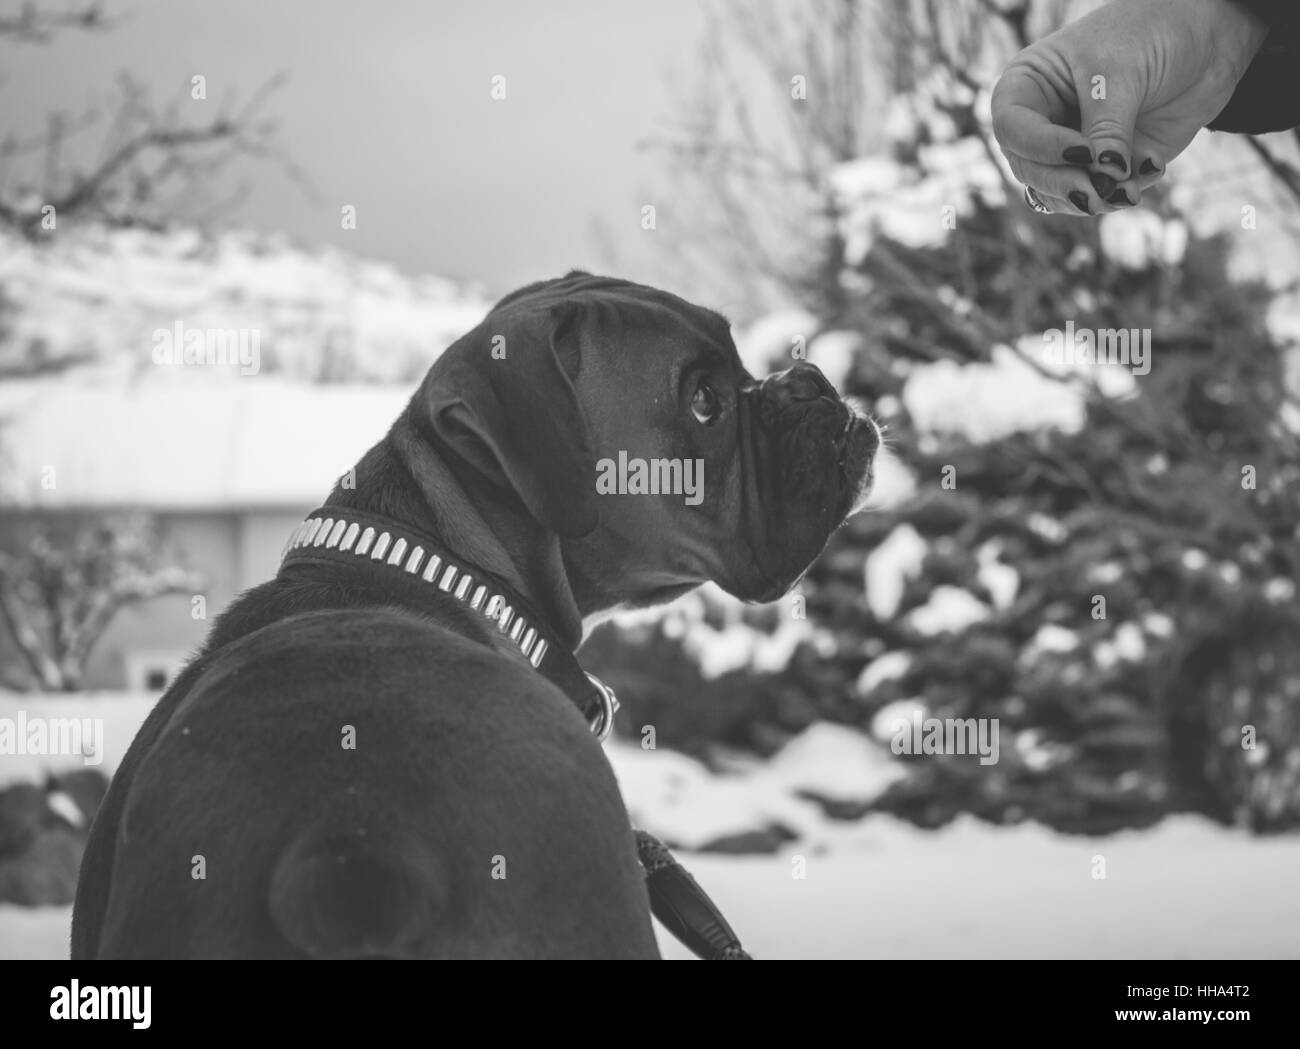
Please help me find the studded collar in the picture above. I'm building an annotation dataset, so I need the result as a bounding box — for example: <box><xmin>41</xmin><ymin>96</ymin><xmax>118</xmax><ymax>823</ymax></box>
<box><xmin>278</xmin><ymin>505</ymin><xmax>618</xmax><ymax>741</ymax></box>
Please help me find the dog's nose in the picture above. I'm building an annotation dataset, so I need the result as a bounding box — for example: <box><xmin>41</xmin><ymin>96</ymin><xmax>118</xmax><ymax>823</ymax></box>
<box><xmin>761</xmin><ymin>363</ymin><xmax>837</xmax><ymax>406</ymax></box>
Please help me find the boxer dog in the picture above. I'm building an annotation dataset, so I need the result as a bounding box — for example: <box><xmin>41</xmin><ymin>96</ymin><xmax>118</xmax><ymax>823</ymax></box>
<box><xmin>71</xmin><ymin>271</ymin><xmax>879</xmax><ymax>959</ymax></box>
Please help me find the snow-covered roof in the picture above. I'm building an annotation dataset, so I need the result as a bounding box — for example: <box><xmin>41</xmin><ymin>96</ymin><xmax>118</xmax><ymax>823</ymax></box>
<box><xmin>0</xmin><ymin>377</ymin><xmax>409</xmax><ymax>510</ymax></box>
<box><xmin>0</xmin><ymin>225</ymin><xmax>492</xmax><ymax>383</ymax></box>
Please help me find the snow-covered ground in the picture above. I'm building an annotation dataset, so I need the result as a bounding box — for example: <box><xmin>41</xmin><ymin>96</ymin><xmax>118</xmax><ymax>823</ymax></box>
<box><xmin>2</xmin><ymin>692</ymin><xmax>1297</xmax><ymax>959</ymax></box>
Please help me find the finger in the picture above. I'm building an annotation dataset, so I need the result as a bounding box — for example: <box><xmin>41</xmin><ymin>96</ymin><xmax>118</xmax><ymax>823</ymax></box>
<box><xmin>1100</xmin><ymin>182</ymin><xmax>1141</xmax><ymax>208</ymax></box>
<box><xmin>1077</xmin><ymin>73</ymin><xmax>1141</xmax><ymax>179</ymax></box>
<box><xmin>992</xmin><ymin>63</ymin><xmax>1095</xmax><ymax>167</ymax></box>
<box><xmin>1102</xmin><ymin>132</ymin><xmax>1169</xmax><ymax>204</ymax></box>
<box><xmin>1122</xmin><ymin>132</ymin><xmax>1168</xmax><ymax>194</ymax></box>
<box><xmin>1004</xmin><ymin>150</ymin><xmax>1125</xmax><ymax>215</ymax></box>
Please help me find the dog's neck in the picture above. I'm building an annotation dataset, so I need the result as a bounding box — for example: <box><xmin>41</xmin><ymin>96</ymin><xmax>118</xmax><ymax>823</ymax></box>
<box><xmin>325</xmin><ymin>421</ymin><xmax>588</xmax><ymax>652</ymax></box>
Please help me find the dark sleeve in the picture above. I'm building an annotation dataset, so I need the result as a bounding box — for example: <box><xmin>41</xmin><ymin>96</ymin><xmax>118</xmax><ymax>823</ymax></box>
<box><xmin>1208</xmin><ymin>0</ymin><xmax>1300</xmax><ymax>133</ymax></box>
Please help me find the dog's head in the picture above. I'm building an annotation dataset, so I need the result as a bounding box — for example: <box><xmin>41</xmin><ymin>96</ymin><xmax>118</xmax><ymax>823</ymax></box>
<box><xmin>416</xmin><ymin>271</ymin><xmax>878</xmax><ymax>609</ymax></box>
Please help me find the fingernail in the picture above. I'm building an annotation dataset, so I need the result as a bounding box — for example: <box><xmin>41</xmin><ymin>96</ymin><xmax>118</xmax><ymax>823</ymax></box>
<box><xmin>1089</xmin><ymin>171</ymin><xmax>1116</xmax><ymax>197</ymax></box>
<box><xmin>1098</xmin><ymin>150</ymin><xmax>1128</xmax><ymax>175</ymax></box>
<box><xmin>1105</xmin><ymin>187</ymin><xmax>1135</xmax><ymax>207</ymax></box>
<box><xmin>1068</xmin><ymin>190</ymin><xmax>1092</xmax><ymax>214</ymax></box>
<box><xmin>1138</xmin><ymin>158</ymin><xmax>1161</xmax><ymax>175</ymax></box>
<box><xmin>1062</xmin><ymin>146</ymin><xmax>1093</xmax><ymax>165</ymax></box>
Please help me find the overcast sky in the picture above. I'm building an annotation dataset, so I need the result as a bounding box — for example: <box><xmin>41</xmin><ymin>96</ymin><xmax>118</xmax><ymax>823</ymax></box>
<box><xmin>4</xmin><ymin>0</ymin><xmax>708</xmax><ymax>296</ymax></box>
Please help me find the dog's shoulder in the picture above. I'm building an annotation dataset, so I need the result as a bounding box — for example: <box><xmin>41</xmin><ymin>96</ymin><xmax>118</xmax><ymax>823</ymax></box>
<box><xmin>197</xmin><ymin>567</ymin><xmax>495</xmax><ymax>659</ymax></box>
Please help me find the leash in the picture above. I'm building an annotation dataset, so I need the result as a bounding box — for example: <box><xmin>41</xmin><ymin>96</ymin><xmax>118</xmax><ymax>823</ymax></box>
<box><xmin>634</xmin><ymin>831</ymin><xmax>751</xmax><ymax>960</ymax></box>
<box><xmin>281</xmin><ymin>507</ymin><xmax>753</xmax><ymax>960</ymax></box>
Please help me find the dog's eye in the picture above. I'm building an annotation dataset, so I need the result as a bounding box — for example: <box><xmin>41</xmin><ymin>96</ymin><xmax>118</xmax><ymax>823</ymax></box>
<box><xmin>691</xmin><ymin>380</ymin><xmax>721</xmax><ymax>425</ymax></box>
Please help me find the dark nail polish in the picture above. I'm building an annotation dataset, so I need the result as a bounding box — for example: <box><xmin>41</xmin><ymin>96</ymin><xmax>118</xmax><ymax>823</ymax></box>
<box><xmin>1098</xmin><ymin>150</ymin><xmax>1128</xmax><ymax>174</ymax></box>
<box><xmin>1089</xmin><ymin>171</ymin><xmax>1117</xmax><ymax>197</ymax></box>
<box><xmin>1138</xmin><ymin>158</ymin><xmax>1160</xmax><ymax>175</ymax></box>
<box><xmin>1063</xmin><ymin>146</ymin><xmax>1093</xmax><ymax>165</ymax></box>
<box><xmin>1068</xmin><ymin>190</ymin><xmax>1091</xmax><ymax>214</ymax></box>
<box><xmin>1105</xmin><ymin>187</ymin><xmax>1135</xmax><ymax>207</ymax></box>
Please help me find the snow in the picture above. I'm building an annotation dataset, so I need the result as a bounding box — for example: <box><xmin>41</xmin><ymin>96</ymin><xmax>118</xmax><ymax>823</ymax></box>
<box><xmin>1028</xmin><ymin>624</ymin><xmax>1081</xmax><ymax>655</ymax></box>
<box><xmin>976</xmin><ymin>541</ymin><xmax>1019</xmax><ymax>610</ymax></box>
<box><xmin>681</xmin><ymin>614</ymin><xmax>825</xmax><ymax>680</ymax></box>
<box><xmin>1166</xmin><ymin>131</ymin><xmax>1300</xmax><ymax>290</ymax></box>
<box><xmin>3</xmin><ymin>691</ymin><xmax>1299</xmax><ymax>959</ymax></box>
<box><xmin>806</xmin><ymin>330</ymin><xmax>860</xmax><ymax>390</ymax></box>
<box><xmin>0</xmin><ymin>226</ymin><xmax>491</xmax><ymax>383</ymax></box>
<box><xmin>903</xmin><ymin>344</ymin><xmax>1081</xmax><ymax>443</ymax></box>
<box><xmin>615</xmin><ymin>722</ymin><xmax>907</xmax><ymax>850</ymax></box>
<box><xmin>0</xmin><ymin>907</ymin><xmax>70</xmax><ymax>960</ymax></box>
<box><xmin>1087</xmin><ymin>561</ymin><xmax>1125</xmax><ymax>584</ymax></box>
<box><xmin>918</xmin><ymin>137</ymin><xmax>1009</xmax><ymax>206</ymax></box>
<box><xmin>0</xmin><ymin>376</ymin><xmax>407</xmax><ymax>509</ymax></box>
<box><xmin>863</xmin><ymin>524</ymin><xmax>927</xmax><ymax>620</ymax></box>
<box><xmin>615</xmin><ymin>583</ymin><xmax>833</xmax><ymax>681</ymax></box>
<box><xmin>733</xmin><ymin>309</ymin><xmax>819</xmax><ymax>377</ymax></box>
<box><xmin>829</xmin><ymin>156</ymin><xmax>903</xmax><ymax>200</ymax></box>
<box><xmin>887</xmin><ymin>69</ymin><xmax>972</xmax><ymax>148</ymax></box>
<box><xmin>1031</xmin><ymin>331</ymin><xmax>1139</xmax><ymax>400</ymax></box>
<box><xmin>1141</xmin><ymin>612</ymin><xmax>1175</xmax><ymax>639</ymax></box>
<box><xmin>1098</xmin><ymin>211</ymin><xmax>1188</xmax><ymax>271</ymax></box>
<box><xmin>904</xmin><ymin>585</ymin><xmax>990</xmax><ymax>636</ymax></box>
<box><xmin>1027</xmin><ymin>512</ymin><xmax>1067</xmax><ymax>543</ymax></box>
<box><xmin>653</xmin><ymin>814</ymin><xmax>1300</xmax><ymax>959</ymax></box>
<box><xmin>902</xmin><ymin>340</ymin><xmax>1136</xmax><ymax>446</ymax></box>
<box><xmin>44</xmin><ymin>791</ymin><xmax>85</xmax><ymax>829</ymax></box>
<box><xmin>763</xmin><ymin>722</ymin><xmax>908</xmax><ymax>803</ymax></box>
<box><xmin>831</xmin><ymin>137</ymin><xmax>1009</xmax><ymax>264</ymax></box>
<box><xmin>859</xmin><ymin>444</ymin><xmax>917</xmax><ymax>512</ymax></box>
<box><xmin>0</xmin><ymin>693</ymin><xmax>155</xmax><ymax>785</ymax></box>
<box><xmin>1266</xmin><ymin>292</ymin><xmax>1300</xmax><ymax>349</ymax></box>
<box><xmin>869</xmin><ymin>697</ymin><xmax>927</xmax><ymax>743</ymax></box>
<box><xmin>1265</xmin><ymin>578</ymin><xmax>1296</xmax><ymax>603</ymax></box>
<box><xmin>10</xmin><ymin>812</ymin><xmax>1297</xmax><ymax>960</ymax></box>
<box><xmin>1015</xmin><ymin>728</ymin><xmax>1069</xmax><ymax>773</ymax></box>
<box><xmin>855</xmin><ymin>651</ymin><xmax>912</xmax><ymax>696</ymax></box>
<box><xmin>611</xmin><ymin>743</ymin><xmax>824</xmax><ymax>849</ymax></box>
<box><xmin>1094</xmin><ymin>622</ymin><xmax>1148</xmax><ymax>669</ymax></box>
<box><xmin>1282</xmin><ymin>402</ymin><xmax>1300</xmax><ymax>437</ymax></box>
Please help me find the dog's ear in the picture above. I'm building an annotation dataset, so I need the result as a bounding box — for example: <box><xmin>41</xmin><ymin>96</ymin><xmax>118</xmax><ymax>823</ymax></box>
<box><xmin>422</xmin><ymin>301</ymin><xmax>598</xmax><ymax>538</ymax></box>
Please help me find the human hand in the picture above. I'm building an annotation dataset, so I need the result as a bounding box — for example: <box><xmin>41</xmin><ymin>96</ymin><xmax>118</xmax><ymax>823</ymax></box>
<box><xmin>991</xmin><ymin>0</ymin><xmax>1268</xmax><ymax>215</ymax></box>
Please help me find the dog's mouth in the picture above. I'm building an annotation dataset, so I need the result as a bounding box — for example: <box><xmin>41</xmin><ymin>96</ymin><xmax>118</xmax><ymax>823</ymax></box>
<box><xmin>721</xmin><ymin>391</ymin><xmax>881</xmax><ymax>603</ymax></box>
<box><xmin>836</xmin><ymin>402</ymin><xmax>880</xmax><ymax>517</ymax></box>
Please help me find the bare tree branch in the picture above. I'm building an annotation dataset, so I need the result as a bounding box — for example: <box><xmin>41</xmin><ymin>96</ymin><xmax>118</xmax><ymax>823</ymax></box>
<box><xmin>0</xmin><ymin>518</ymin><xmax>203</xmax><ymax>692</ymax></box>
<box><xmin>1241</xmin><ymin>135</ymin><xmax>1300</xmax><ymax>210</ymax></box>
<box><xmin>0</xmin><ymin>1</ymin><xmax>113</xmax><ymax>43</ymax></box>
<box><xmin>0</xmin><ymin>69</ymin><xmax>314</xmax><ymax>237</ymax></box>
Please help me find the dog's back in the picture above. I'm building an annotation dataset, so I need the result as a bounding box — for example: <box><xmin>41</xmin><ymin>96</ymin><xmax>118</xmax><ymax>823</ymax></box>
<box><xmin>74</xmin><ymin>588</ymin><xmax>657</xmax><ymax>959</ymax></box>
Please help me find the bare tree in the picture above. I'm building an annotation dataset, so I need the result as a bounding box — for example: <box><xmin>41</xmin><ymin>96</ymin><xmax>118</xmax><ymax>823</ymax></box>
<box><xmin>0</xmin><ymin>516</ymin><xmax>201</xmax><ymax>692</ymax></box>
<box><xmin>641</xmin><ymin>0</ymin><xmax>881</xmax><ymax>317</ymax></box>
<box><xmin>0</xmin><ymin>1</ymin><xmax>312</xmax><ymax>239</ymax></box>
